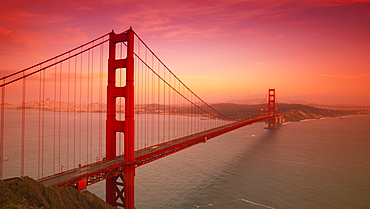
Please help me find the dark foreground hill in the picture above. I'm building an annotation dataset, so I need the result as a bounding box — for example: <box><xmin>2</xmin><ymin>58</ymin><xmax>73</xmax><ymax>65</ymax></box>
<box><xmin>210</xmin><ymin>103</ymin><xmax>367</xmax><ymax>122</ymax></box>
<box><xmin>0</xmin><ymin>176</ymin><xmax>114</xmax><ymax>209</ymax></box>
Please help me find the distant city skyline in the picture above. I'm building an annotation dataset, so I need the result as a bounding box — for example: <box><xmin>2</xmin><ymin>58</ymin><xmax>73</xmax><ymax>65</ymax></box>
<box><xmin>1</xmin><ymin>0</ymin><xmax>369</xmax><ymax>105</ymax></box>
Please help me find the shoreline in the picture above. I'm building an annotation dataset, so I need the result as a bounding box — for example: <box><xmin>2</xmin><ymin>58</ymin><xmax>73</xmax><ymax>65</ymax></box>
<box><xmin>283</xmin><ymin>113</ymin><xmax>370</xmax><ymax>124</ymax></box>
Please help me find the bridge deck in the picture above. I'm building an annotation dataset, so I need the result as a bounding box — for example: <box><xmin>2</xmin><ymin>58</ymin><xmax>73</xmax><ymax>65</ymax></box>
<box><xmin>38</xmin><ymin>115</ymin><xmax>277</xmax><ymax>188</ymax></box>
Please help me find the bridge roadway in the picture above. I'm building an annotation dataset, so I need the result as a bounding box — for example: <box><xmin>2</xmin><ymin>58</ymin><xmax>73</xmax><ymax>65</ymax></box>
<box><xmin>38</xmin><ymin>115</ymin><xmax>276</xmax><ymax>188</ymax></box>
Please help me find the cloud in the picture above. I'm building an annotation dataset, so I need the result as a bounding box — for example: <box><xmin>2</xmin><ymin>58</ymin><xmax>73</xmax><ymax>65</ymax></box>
<box><xmin>114</xmin><ymin>3</ymin><xmax>230</xmax><ymax>41</ymax></box>
<box><xmin>307</xmin><ymin>0</ymin><xmax>370</xmax><ymax>6</ymax></box>
<box><xmin>113</xmin><ymin>0</ymin><xmax>370</xmax><ymax>44</ymax></box>
<box><xmin>0</xmin><ymin>27</ymin><xmax>12</xmax><ymax>35</ymax></box>
<box><xmin>320</xmin><ymin>74</ymin><xmax>358</xmax><ymax>78</ymax></box>
<box><xmin>178</xmin><ymin>75</ymin><xmax>219</xmax><ymax>79</ymax></box>
<box><xmin>3</xmin><ymin>0</ymin><xmax>368</xmax><ymax>46</ymax></box>
<box><xmin>253</xmin><ymin>62</ymin><xmax>275</xmax><ymax>66</ymax></box>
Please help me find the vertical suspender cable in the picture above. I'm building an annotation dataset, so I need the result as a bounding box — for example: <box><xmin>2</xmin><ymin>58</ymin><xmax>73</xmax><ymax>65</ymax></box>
<box><xmin>42</xmin><ymin>68</ymin><xmax>45</xmax><ymax>178</ymax></box>
<box><xmin>152</xmin><ymin>59</ymin><xmax>155</xmax><ymax>146</ymax></box>
<box><xmin>178</xmin><ymin>82</ymin><xmax>180</xmax><ymax>137</ymax></box>
<box><xmin>38</xmin><ymin>67</ymin><xmax>41</xmax><ymax>179</ymax></box>
<box><xmin>21</xmin><ymin>72</ymin><xmax>26</xmax><ymax>176</ymax></box>
<box><xmin>139</xmin><ymin>43</ymin><xmax>142</xmax><ymax>149</ymax></box>
<box><xmin>79</xmin><ymin>50</ymin><xmax>82</xmax><ymax>165</ymax></box>
<box><xmin>90</xmin><ymin>44</ymin><xmax>94</xmax><ymax>163</ymax></box>
<box><xmin>53</xmin><ymin>60</ymin><xmax>57</xmax><ymax>174</ymax></box>
<box><xmin>86</xmin><ymin>49</ymin><xmax>90</xmax><ymax>164</ymax></box>
<box><xmin>74</xmin><ymin>55</ymin><xmax>77</xmax><ymax>168</ymax></box>
<box><xmin>157</xmin><ymin>61</ymin><xmax>160</xmax><ymax>144</ymax></box>
<box><xmin>99</xmin><ymin>41</ymin><xmax>103</xmax><ymax>160</ymax></box>
<box><xmin>180</xmin><ymin>83</ymin><xmax>183</xmax><ymax>137</ymax></box>
<box><xmin>59</xmin><ymin>63</ymin><xmax>62</xmax><ymax>172</ymax></box>
<box><xmin>163</xmin><ymin>68</ymin><xmax>166</xmax><ymax>141</ymax></box>
<box><xmin>168</xmin><ymin>70</ymin><xmax>170</xmax><ymax>140</ymax></box>
<box><xmin>142</xmin><ymin>47</ymin><xmax>145</xmax><ymax>149</ymax></box>
<box><xmin>162</xmin><ymin>63</ymin><xmax>165</xmax><ymax>142</ymax></box>
<box><xmin>146</xmin><ymin>57</ymin><xmax>149</xmax><ymax>147</ymax></box>
<box><xmin>139</xmin><ymin>42</ymin><xmax>147</xmax><ymax>149</ymax></box>
<box><xmin>0</xmin><ymin>80</ymin><xmax>4</xmax><ymax>180</ymax></box>
<box><xmin>67</xmin><ymin>53</ymin><xmax>70</xmax><ymax>170</ymax></box>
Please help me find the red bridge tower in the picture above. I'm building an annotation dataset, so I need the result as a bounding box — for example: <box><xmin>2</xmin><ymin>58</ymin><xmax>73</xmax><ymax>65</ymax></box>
<box><xmin>106</xmin><ymin>28</ymin><xmax>135</xmax><ymax>208</ymax></box>
<box><xmin>267</xmin><ymin>88</ymin><xmax>277</xmax><ymax>128</ymax></box>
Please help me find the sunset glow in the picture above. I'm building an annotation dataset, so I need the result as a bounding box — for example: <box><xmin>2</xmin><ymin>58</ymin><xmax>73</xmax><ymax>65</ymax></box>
<box><xmin>1</xmin><ymin>0</ymin><xmax>369</xmax><ymax>105</ymax></box>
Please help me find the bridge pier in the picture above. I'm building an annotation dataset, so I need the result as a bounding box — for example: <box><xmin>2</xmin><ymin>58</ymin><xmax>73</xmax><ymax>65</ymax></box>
<box><xmin>106</xmin><ymin>28</ymin><xmax>135</xmax><ymax>208</ymax></box>
<box><xmin>276</xmin><ymin>115</ymin><xmax>283</xmax><ymax>124</ymax></box>
<box><xmin>265</xmin><ymin>114</ymin><xmax>283</xmax><ymax>129</ymax></box>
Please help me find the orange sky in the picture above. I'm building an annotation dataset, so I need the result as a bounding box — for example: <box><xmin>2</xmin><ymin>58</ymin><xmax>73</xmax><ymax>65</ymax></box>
<box><xmin>1</xmin><ymin>0</ymin><xmax>369</xmax><ymax>105</ymax></box>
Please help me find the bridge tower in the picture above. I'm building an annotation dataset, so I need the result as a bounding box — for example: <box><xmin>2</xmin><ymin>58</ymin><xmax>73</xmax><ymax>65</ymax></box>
<box><xmin>267</xmin><ymin>88</ymin><xmax>277</xmax><ymax>128</ymax></box>
<box><xmin>106</xmin><ymin>28</ymin><xmax>135</xmax><ymax>208</ymax></box>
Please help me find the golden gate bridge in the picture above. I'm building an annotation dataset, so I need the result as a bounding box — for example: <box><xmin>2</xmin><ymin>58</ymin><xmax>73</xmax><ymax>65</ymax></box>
<box><xmin>0</xmin><ymin>28</ymin><xmax>282</xmax><ymax>208</ymax></box>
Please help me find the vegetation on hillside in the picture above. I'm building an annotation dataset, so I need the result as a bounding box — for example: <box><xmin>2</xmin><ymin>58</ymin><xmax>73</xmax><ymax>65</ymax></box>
<box><xmin>210</xmin><ymin>103</ymin><xmax>366</xmax><ymax>122</ymax></box>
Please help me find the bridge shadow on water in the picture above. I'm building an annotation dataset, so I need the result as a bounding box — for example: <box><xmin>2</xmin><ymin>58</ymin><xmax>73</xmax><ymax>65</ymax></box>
<box><xmin>135</xmin><ymin>122</ymin><xmax>283</xmax><ymax>209</ymax></box>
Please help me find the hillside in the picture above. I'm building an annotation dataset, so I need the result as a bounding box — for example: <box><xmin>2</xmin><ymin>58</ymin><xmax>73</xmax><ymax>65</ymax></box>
<box><xmin>0</xmin><ymin>177</ymin><xmax>114</xmax><ymax>209</ymax></box>
<box><xmin>277</xmin><ymin>103</ymin><xmax>362</xmax><ymax>122</ymax></box>
<box><xmin>210</xmin><ymin>103</ymin><xmax>367</xmax><ymax>122</ymax></box>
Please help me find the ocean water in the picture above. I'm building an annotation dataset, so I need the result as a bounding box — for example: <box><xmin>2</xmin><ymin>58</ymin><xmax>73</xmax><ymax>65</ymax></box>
<box><xmin>88</xmin><ymin>115</ymin><xmax>370</xmax><ymax>209</ymax></box>
<box><xmin>3</xmin><ymin>112</ymin><xmax>370</xmax><ymax>208</ymax></box>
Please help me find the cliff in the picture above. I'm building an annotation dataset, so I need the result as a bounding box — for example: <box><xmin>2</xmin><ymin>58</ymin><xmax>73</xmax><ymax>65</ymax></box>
<box><xmin>0</xmin><ymin>176</ymin><xmax>114</xmax><ymax>209</ymax></box>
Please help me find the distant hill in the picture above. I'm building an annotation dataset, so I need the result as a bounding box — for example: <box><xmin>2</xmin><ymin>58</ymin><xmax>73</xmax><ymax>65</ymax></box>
<box><xmin>210</xmin><ymin>103</ymin><xmax>367</xmax><ymax>122</ymax></box>
<box><xmin>0</xmin><ymin>177</ymin><xmax>114</xmax><ymax>209</ymax></box>
<box><xmin>276</xmin><ymin>103</ymin><xmax>366</xmax><ymax>122</ymax></box>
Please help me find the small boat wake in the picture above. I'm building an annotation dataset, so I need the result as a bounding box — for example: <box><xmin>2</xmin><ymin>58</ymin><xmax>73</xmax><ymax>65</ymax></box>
<box><xmin>193</xmin><ymin>198</ymin><xmax>275</xmax><ymax>208</ymax></box>
<box><xmin>236</xmin><ymin>198</ymin><xmax>275</xmax><ymax>209</ymax></box>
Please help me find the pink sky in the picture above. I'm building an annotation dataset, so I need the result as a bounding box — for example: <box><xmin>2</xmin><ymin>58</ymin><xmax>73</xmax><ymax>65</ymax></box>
<box><xmin>1</xmin><ymin>0</ymin><xmax>369</xmax><ymax>105</ymax></box>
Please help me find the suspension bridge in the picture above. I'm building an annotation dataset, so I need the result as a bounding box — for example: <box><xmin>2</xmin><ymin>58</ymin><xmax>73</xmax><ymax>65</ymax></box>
<box><xmin>0</xmin><ymin>28</ymin><xmax>282</xmax><ymax>208</ymax></box>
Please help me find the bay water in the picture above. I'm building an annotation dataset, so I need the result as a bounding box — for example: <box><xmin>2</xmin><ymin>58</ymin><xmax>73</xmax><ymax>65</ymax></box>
<box><xmin>89</xmin><ymin>115</ymin><xmax>370</xmax><ymax>208</ymax></box>
<box><xmin>3</xmin><ymin>111</ymin><xmax>370</xmax><ymax>208</ymax></box>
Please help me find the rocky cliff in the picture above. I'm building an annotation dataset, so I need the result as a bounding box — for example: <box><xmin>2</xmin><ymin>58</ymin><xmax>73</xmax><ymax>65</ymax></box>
<box><xmin>0</xmin><ymin>176</ymin><xmax>114</xmax><ymax>209</ymax></box>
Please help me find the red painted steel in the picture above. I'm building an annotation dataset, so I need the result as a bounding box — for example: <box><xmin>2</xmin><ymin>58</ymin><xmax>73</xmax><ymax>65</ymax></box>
<box><xmin>268</xmin><ymin>89</ymin><xmax>276</xmax><ymax>128</ymax></box>
<box><xmin>106</xmin><ymin>28</ymin><xmax>135</xmax><ymax>208</ymax></box>
<box><xmin>37</xmin><ymin>115</ymin><xmax>281</xmax><ymax>189</ymax></box>
<box><xmin>124</xmin><ymin>28</ymin><xmax>135</xmax><ymax>209</ymax></box>
<box><xmin>77</xmin><ymin>179</ymin><xmax>87</xmax><ymax>190</ymax></box>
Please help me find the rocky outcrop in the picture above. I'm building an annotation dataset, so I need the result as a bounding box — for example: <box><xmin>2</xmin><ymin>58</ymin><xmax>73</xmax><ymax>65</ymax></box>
<box><xmin>0</xmin><ymin>176</ymin><xmax>114</xmax><ymax>209</ymax></box>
